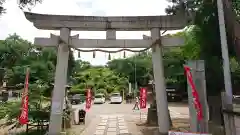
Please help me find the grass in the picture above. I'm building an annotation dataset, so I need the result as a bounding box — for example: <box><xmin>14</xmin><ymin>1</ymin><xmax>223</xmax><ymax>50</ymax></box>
<box><xmin>13</xmin><ymin>130</ymin><xmax>74</xmax><ymax>135</ymax></box>
<box><xmin>15</xmin><ymin>129</ymin><xmax>47</xmax><ymax>135</ymax></box>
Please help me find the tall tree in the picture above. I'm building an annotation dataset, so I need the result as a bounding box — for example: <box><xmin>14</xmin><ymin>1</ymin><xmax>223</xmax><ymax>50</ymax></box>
<box><xmin>166</xmin><ymin>0</ymin><xmax>225</xmax><ymax>95</ymax></box>
<box><xmin>0</xmin><ymin>0</ymin><xmax>42</xmax><ymax>15</ymax></box>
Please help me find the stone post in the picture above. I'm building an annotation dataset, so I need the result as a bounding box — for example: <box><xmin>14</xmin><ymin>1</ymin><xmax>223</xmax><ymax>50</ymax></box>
<box><xmin>221</xmin><ymin>92</ymin><xmax>236</xmax><ymax>135</ymax></box>
<box><xmin>187</xmin><ymin>60</ymin><xmax>209</xmax><ymax>133</ymax></box>
<box><xmin>106</xmin><ymin>29</ymin><xmax>116</xmax><ymax>40</ymax></box>
<box><xmin>48</xmin><ymin>28</ymin><xmax>70</xmax><ymax>135</ymax></box>
<box><xmin>151</xmin><ymin>28</ymin><xmax>169</xmax><ymax>135</ymax></box>
<box><xmin>129</xmin><ymin>83</ymin><xmax>132</xmax><ymax>94</ymax></box>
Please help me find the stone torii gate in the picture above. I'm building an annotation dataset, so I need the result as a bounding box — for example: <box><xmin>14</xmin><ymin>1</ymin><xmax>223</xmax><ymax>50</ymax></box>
<box><xmin>24</xmin><ymin>12</ymin><xmax>187</xmax><ymax>135</ymax></box>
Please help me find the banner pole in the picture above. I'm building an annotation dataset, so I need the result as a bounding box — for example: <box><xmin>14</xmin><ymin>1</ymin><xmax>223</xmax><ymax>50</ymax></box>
<box><xmin>140</xmin><ymin>111</ymin><xmax>142</xmax><ymax>121</ymax></box>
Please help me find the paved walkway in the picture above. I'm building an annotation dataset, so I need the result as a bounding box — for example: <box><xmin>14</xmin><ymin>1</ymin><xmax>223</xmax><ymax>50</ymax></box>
<box><xmin>133</xmin><ymin>109</ymin><xmax>189</xmax><ymax>120</ymax></box>
<box><xmin>81</xmin><ymin>113</ymin><xmax>139</xmax><ymax>135</ymax></box>
<box><xmin>95</xmin><ymin>114</ymin><xmax>129</xmax><ymax>135</ymax></box>
<box><xmin>76</xmin><ymin>103</ymin><xmax>190</xmax><ymax>135</ymax></box>
<box><xmin>235</xmin><ymin>116</ymin><xmax>240</xmax><ymax>134</ymax></box>
<box><xmin>80</xmin><ymin>109</ymin><xmax>189</xmax><ymax>135</ymax></box>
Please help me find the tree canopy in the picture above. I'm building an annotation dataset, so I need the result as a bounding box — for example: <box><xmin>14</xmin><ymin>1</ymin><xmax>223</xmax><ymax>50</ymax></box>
<box><xmin>165</xmin><ymin>0</ymin><xmax>240</xmax><ymax>95</ymax></box>
<box><xmin>0</xmin><ymin>0</ymin><xmax>42</xmax><ymax>15</ymax></box>
<box><xmin>70</xmin><ymin>65</ymin><xmax>128</xmax><ymax>95</ymax></box>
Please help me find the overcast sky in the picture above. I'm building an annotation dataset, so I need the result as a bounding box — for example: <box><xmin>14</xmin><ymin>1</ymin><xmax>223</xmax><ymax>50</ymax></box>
<box><xmin>0</xmin><ymin>0</ymin><xmax>180</xmax><ymax>65</ymax></box>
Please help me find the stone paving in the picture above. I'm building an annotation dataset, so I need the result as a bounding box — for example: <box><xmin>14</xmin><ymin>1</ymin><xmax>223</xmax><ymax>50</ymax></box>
<box><xmin>79</xmin><ymin>103</ymin><xmax>190</xmax><ymax>135</ymax></box>
<box><xmin>94</xmin><ymin>114</ymin><xmax>129</xmax><ymax>135</ymax></box>
<box><xmin>169</xmin><ymin>110</ymin><xmax>189</xmax><ymax>119</ymax></box>
<box><xmin>133</xmin><ymin>109</ymin><xmax>189</xmax><ymax>120</ymax></box>
<box><xmin>90</xmin><ymin>109</ymin><xmax>189</xmax><ymax>135</ymax></box>
<box><xmin>234</xmin><ymin>116</ymin><xmax>240</xmax><ymax>134</ymax></box>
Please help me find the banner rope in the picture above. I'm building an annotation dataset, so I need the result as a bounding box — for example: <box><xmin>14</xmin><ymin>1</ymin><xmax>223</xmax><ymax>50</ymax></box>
<box><xmin>68</xmin><ymin>39</ymin><xmax>160</xmax><ymax>53</ymax></box>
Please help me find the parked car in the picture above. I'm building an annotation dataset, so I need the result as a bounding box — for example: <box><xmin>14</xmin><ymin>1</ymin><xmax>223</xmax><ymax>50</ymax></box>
<box><xmin>233</xmin><ymin>95</ymin><xmax>240</xmax><ymax>99</ymax></box>
<box><xmin>233</xmin><ymin>95</ymin><xmax>240</xmax><ymax>104</ymax></box>
<box><xmin>71</xmin><ymin>94</ymin><xmax>85</xmax><ymax>104</ymax></box>
<box><xmin>94</xmin><ymin>94</ymin><xmax>105</xmax><ymax>104</ymax></box>
<box><xmin>110</xmin><ymin>93</ymin><xmax>122</xmax><ymax>104</ymax></box>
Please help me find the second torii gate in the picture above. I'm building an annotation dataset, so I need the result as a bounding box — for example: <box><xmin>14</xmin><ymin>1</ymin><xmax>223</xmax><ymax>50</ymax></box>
<box><xmin>24</xmin><ymin>12</ymin><xmax>187</xmax><ymax>135</ymax></box>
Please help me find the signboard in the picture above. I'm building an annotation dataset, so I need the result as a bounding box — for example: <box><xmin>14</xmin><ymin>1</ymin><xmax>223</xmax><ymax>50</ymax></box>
<box><xmin>140</xmin><ymin>87</ymin><xmax>147</xmax><ymax>109</ymax></box>
<box><xmin>19</xmin><ymin>68</ymin><xmax>30</xmax><ymax>125</ymax></box>
<box><xmin>169</xmin><ymin>131</ymin><xmax>211</xmax><ymax>135</ymax></box>
<box><xmin>85</xmin><ymin>89</ymin><xmax>92</xmax><ymax>110</ymax></box>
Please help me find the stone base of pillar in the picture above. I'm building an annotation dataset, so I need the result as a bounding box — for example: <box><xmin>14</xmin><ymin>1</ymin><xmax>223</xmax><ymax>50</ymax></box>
<box><xmin>208</xmin><ymin>121</ymin><xmax>225</xmax><ymax>135</ymax></box>
<box><xmin>147</xmin><ymin>104</ymin><xmax>172</xmax><ymax>127</ymax></box>
<box><xmin>46</xmin><ymin>132</ymin><xmax>66</xmax><ymax>135</ymax></box>
<box><xmin>153</xmin><ymin>130</ymin><xmax>168</xmax><ymax>135</ymax></box>
<box><xmin>147</xmin><ymin>108</ymin><xmax>158</xmax><ymax>126</ymax></box>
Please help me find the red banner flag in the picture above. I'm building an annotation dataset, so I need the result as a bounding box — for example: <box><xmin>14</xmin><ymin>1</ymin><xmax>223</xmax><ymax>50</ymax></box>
<box><xmin>140</xmin><ymin>87</ymin><xmax>147</xmax><ymax>109</ymax></box>
<box><xmin>184</xmin><ymin>66</ymin><xmax>203</xmax><ymax>121</ymax></box>
<box><xmin>85</xmin><ymin>89</ymin><xmax>92</xmax><ymax>110</ymax></box>
<box><xmin>19</xmin><ymin>68</ymin><xmax>30</xmax><ymax>125</ymax></box>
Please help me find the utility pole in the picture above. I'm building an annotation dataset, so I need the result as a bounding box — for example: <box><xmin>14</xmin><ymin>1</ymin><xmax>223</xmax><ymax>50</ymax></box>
<box><xmin>217</xmin><ymin>0</ymin><xmax>236</xmax><ymax>134</ymax></box>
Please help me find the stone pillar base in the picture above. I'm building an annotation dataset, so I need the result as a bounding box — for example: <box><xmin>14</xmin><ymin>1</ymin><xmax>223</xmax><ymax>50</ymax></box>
<box><xmin>153</xmin><ymin>130</ymin><xmax>168</xmax><ymax>135</ymax></box>
<box><xmin>147</xmin><ymin>108</ymin><xmax>158</xmax><ymax>126</ymax></box>
<box><xmin>45</xmin><ymin>132</ymin><xmax>66</xmax><ymax>135</ymax></box>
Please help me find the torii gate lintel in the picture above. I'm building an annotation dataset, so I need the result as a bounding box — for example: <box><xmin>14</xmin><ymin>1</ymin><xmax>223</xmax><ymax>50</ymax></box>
<box><xmin>34</xmin><ymin>33</ymin><xmax>184</xmax><ymax>48</ymax></box>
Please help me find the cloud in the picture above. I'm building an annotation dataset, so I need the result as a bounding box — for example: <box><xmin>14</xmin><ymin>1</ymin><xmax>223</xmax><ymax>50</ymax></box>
<box><xmin>90</xmin><ymin>10</ymin><xmax>106</xmax><ymax>16</ymax></box>
<box><xmin>0</xmin><ymin>0</ymin><xmax>180</xmax><ymax>65</ymax></box>
<box><xmin>92</xmin><ymin>0</ymin><xmax>168</xmax><ymax>16</ymax></box>
<box><xmin>75</xmin><ymin>1</ymin><xmax>94</xmax><ymax>9</ymax></box>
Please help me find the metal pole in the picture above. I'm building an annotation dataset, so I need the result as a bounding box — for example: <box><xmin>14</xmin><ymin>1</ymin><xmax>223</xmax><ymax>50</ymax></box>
<box><xmin>140</xmin><ymin>111</ymin><xmax>142</xmax><ymax>121</ymax></box>
<box><xmin>134</xmin><ymin>54</ymin><xmax>137</xmax><ymax>95</ymax></box>
<box><xmin>129</xmin><ymin>82</ymin><xmax>132</xmax><ymax>94</ymax></box>
<box><xmin>217</xmin><ymin>0</ymin><xmax>236</xmax><ymax>134</ymax></box>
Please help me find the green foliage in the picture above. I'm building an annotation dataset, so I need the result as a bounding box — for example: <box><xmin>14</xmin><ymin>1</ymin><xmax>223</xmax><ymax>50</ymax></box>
<box><xmin>16</xmin><ymin>129</ymin><xmax>47</xmax><ymax>135</ymax></box>
<box><xmin>233</xmin><ymin>0</ymin><xmax>240</xmax><ymax>19</ymax></box>
<box><xmin>166</xmin><ymin>0</ymin><xmax>240</xmax><ymax>95</ymax></box>
<box><xmin>97</xmin><ymin>88</ymin><xmax>107</xmax><ymax>95</ymax></box>
<box><xmin>166</xmin><ymin>0</ymin><xmax>225</xmax><ymax>95</ymax></box>
<box><xmin>0</xmin><ymin>100</ymin><xmax>21</xmax><ymax>120</ymax></box>
<box><xmin>0</xmin><ymin>34</ymin><xmax>73</xmax><ymax>131</ymax></box>
<box><xmin>0</xmin><ymin>83</ymin><xmax>51</xmax><ymax>128</ymax></box>
<box><xmin>107</xmin><ymin>29</ymin><xmax>201</xmax><ymax>92</ymax></box>
<box><xmin>230</xmin><ymin>57</ymin><xmax>240</xmax><ymax>85</ymax></box>
<box><xmin>0</xmin><ymin>34</ymin><xmax>57</xmax><ymax>87</ymax></box>
<box><xmin>71</xmin><ymin>66</ymin><xmax>128</xmax><ymax>95</ymax></box>
<box><xmin>0</xmin><ymin>0</ymin><xmax>42</xmax><ymax>15</ymax></box>
<box><xmin>107</xmin><ymin>52</ymin><xmax>152</xmax><ymax>87</ymax></box>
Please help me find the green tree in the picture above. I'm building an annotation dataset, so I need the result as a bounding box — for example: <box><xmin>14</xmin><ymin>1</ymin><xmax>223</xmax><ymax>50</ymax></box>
<box><xmin>166</xmin><ymin>0</ymin><xmax>226</xmax><ymax>95</ymax></box>
<box><xmin>107</xmin><ymin>52</ymin><xmax>152</xmax><ymax>87</ymax></box>
<box><xmin>0</xmin><ymin>34</ymin><xmax>76</xmax><ymax>87</ymax></box>
<box><xmin>71</xmin><ymin>66</ymin><xmax>128</xmax><ymax>95</ymax></box>
<box><xmin>0</xmin><ymin>34</ymin><xmax>75</xmax><ymax>131</ymax></box>
<box><xmin>0</xmin><ymin>0</ymin><xmax>42</xmax><ymax>15</ymax></box>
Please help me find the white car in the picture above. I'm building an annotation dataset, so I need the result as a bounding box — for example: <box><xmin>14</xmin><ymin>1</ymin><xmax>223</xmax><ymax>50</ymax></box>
<box><xmin>94</xmin><ymin>94</ymin><xmax>105</xmax><ymax>104</ymax></box>
<box><xmin>110</xmin><ymin>93</ymin><xmax>122</xmax><ymax>104</ymax></box>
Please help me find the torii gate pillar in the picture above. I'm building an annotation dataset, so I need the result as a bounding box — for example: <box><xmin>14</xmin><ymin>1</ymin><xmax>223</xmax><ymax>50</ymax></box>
<box><xmin>49</xmin><ymin>28</ymin><xmax>70</xmax><ymax>135</ymax></box>
<box><xmin>151</xmin><ymin>28</ymin><xmax>169</xmax><ymax>135</ymax></box>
